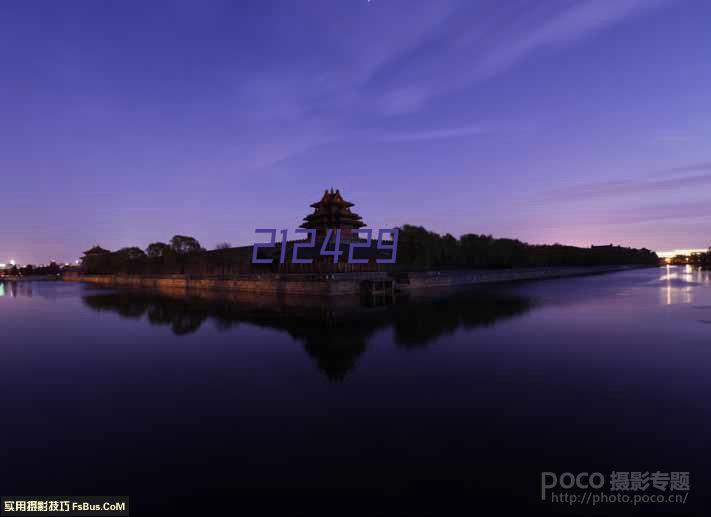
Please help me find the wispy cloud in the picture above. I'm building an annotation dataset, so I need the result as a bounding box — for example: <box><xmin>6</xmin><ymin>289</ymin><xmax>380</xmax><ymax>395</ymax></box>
<box><xmin>218</xmin><ymin>0</ymin><xmax>678</xmax><ymax>168</ymax></box>
<box><xmin>376</xmin><ymin>86</ymin><xmax>431</xmax><ymax>116</ymax></box>
<box><xmin>651</xmin><ymin>161</ymin><xmax>711</xmax><ymax>176</ymax></box>
<box><xmin>374</xmin><ymin>125</ymin><xmax>487</xmax><ymax>143</ymax></box>
<box><xmin>610</xmin><ymin>200</ymin><xmax>711</xmax><ymax>224</ymax></box>
<box><xmin>359</xmin><ymin>0</ymin><xmax>676</xmax><ymax>115</ymax></box>
<box><xmin>473</xmin><ymin>0</ymin><xmax>674</xmax><ymax>81</ymax></box>
<box><xmin>545</xmin><ymin>173</ymin><xmax>711</xmax><ymax>202</ymax></box>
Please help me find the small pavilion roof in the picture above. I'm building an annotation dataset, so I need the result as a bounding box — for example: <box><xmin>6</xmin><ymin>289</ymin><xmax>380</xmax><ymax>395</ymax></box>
<box><xmin>83</xmin><ymin>245</ymin><xmax>111</xmax><ymax>255</ymax></box>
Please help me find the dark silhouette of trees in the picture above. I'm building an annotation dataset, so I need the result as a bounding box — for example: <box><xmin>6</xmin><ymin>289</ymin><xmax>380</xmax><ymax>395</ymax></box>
<box><xmin>78</xmin><ymin>226</ymin><xmax>658</xmax><ymax>275</ymax></box>
<box><xmin>170</xmin><ymin>235</ymin><xmax>203</xmax><ymax>255</ymax></box>
<box><xmin>14</xmin><ymin>262</ymin><xmax>67</xmax><ymax>277</ymax></box>
<box><xmin>394</xmin><ymin>225</ymin><xmax>658</xmax><ymax>270</ymax></box>
<box><xmin>116</xmin><ymin>247</ymin><xmax>146</xmax><ymax>260</ymax></box>
<box><xmin>106</xmin><ymin>247</ymin><xmax>148</xmax><ymax>274</ymax></box>
<box><xmin>215</xmin><ymin>242</ymin><xmax>231</xmax><ymax>250</ymax></box>
<box><xmin>81</xmin><ymin>286</ymin><xmax>533</xmax><ymax>379</ymax></box>
<box><xmin>687</xmin><ymin>249</ymin><xmax>711</xmax><ymax>268</ymax></box>
<box><xmin>669</xmin><ymin>254</ymin><xmax>690</xmax><ymax>265</ymax></box>
<box><xmin>146</xmin><ymin>242</ymin><xmax>172</xmax><ymax>258</ymax></box>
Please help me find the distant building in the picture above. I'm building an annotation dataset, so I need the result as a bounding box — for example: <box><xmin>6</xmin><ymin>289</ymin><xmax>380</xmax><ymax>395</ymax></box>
<box><xmin>0</xmin><ymin>260</ymin><xmax>16</xmax><ymax>271</ymax></box>
<box><xmin>81</xmin><ymin>245</ymin><xmax>112</xmax><ymax>274</ymax></box>
<box><xmin>83</xmin><ymin>245</ymin><xmax>111</xmax><ymax>256</ymax></box>
<box><xmin>657</xmin><ymin>248</ymin><xmax>707</xmax><ymax>260</ymax></box>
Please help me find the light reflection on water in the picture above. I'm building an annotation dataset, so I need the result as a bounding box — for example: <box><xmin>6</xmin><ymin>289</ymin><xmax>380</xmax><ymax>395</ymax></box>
<box><xmin>659</xmin><ymin>264</ymin><xmax>697</xmax><ymax>305</ymax></box>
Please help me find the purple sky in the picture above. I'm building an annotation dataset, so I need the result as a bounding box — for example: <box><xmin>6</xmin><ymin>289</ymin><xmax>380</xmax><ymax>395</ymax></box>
<box><xmin>2</xmin><ymin>0</ymin><xmax>711</xmax><ymax>264</ymax></box>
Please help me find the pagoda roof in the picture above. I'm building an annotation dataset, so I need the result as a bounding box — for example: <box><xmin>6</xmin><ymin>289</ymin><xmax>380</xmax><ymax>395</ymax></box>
<box><xmin>310</xmin><ymin>188</ymin><xmax>355</xmax><ymax>208</ymax></box>
<box><xmin>301</xmin><ymin>188</ymin><xmax>365</xmax><ymax>230</ymax></box>
<box><xmin>83</xmin><ymin>245</ymin><xmax>111</xmax><ymax>255</ymax></box>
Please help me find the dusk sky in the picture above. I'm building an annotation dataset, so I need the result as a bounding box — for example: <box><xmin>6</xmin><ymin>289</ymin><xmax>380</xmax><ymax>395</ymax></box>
<box><xmin>2</xmin><ymin>0</ymin><xmax>711</xmax><ymax>264</ymax></box>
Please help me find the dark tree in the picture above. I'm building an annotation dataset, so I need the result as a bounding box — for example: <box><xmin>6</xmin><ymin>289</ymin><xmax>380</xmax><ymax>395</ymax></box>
<box><xmin>170</xmin><ymin>235</ymin><xmax>203</xmax><ymax>255</ymax></box>
<box><xmin>394</xmin><ymin>224</ymin><xmax>658</xmax><ymax>271</ymax></box>
<box><xmin>146</xmin><ymin>242</ymin><xmax>172</xmax><ymax>258</ymax></box>
<box><xmin>116</xmin><ymin>247</ymin><xmax>146</xmax><ymax>261</ymax></box>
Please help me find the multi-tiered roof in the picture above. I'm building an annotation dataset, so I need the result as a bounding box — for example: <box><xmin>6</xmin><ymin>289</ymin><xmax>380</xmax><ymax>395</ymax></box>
<box><xmin>300</xmin><ymin>188</ymin><xmax>365</xmax><ymax>239</ymax></box>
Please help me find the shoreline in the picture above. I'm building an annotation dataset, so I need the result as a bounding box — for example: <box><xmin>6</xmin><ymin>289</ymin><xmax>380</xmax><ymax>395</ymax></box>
<box><xmin>0</xmin><ymin>275</ymin><xmax>61</xmax><ymax>282</ymax></box>
<box><xmin>62</xmin><ymin>265</ymin><xmax>652</xmax><ymax>296</ymax></box>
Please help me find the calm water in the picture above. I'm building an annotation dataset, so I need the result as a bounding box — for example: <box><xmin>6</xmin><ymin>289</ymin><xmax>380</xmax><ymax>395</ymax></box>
<box><xmin>2</xmin><ymin>267</ymin><xmax>710</xmax><ymax>515</ymax></box>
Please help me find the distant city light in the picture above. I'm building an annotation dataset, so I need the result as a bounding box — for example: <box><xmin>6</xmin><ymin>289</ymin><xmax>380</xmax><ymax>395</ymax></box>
<box><xmin>656</xmin><ymin>249</ymin><xmax>707</xmax><ymax>259</ymax></box>
<box><xmin>10</xmin><ymin>259</ymin><xmax>15</xmax><ymax>266</ymax></box>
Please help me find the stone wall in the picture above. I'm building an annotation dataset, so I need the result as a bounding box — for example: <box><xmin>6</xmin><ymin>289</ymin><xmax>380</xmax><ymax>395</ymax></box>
<box><xmin>63</xmin><ymin>271</ymin><xmax>388</xmax><ymax>295</ymax></box>
<box><xmin>63</xmin><ymin>265</ymin><xmax>647</xmax><ymax>296</ymax></box>
<box><xmin>400</xmin><ymin>265</ymin><xmax>641</xmax><ymax>289</ymax></box>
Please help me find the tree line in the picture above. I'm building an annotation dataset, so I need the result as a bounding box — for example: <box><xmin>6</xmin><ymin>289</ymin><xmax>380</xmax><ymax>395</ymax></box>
<box><xmin>672</xmin><ymin>249</ymin><xmax>711</xmax><ymax>268</ymax></box>
<box><xmin>82</xmin><ymin>235</ymin><xmax>207</xmax><ymax>274</ymax></box>
<box><xmin>80</xmin><ymin>226</ymin><xmax>660</xmax><ymax>275</ymax></box>
<box><xmin>2</xmin><ymin>262</ymin><xmax>64</xmax><ymax>277</ymax></box>
<box><xmin>394</xmin><ymin>225</ymin><xmax>659</xmax><ymax>270</ymax></box>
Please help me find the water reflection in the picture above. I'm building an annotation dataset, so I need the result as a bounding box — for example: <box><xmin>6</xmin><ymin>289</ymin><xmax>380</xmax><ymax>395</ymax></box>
<box><xmin>0</xmin><ymin>280</ymin><xmax>83</xmax><ymax>299</ymax></box>
<box><xmin>81</xmin><ymin>287</ymin><xmax>533</xmax><ymax>380</ymax></box>
<box><xmin>4</xmin><ymin>270</ymin><xmax>711</xmax><ymax>514</ymax></box>
<box><xmin>658</xmin><ymin>265</ymin><xmax>699</xmax><ymax>305</ymax></box>
<box><xmin>0</xmin><ymin>281</ymin><xmax>19</xmax><ymax>298</ymax></box>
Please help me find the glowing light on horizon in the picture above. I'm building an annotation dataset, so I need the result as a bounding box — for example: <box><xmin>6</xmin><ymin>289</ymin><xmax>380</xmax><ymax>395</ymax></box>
<box><xmin>656</xmin><ymin>248</ymin><xmax>707</xmax><ymax>258</ymax></box>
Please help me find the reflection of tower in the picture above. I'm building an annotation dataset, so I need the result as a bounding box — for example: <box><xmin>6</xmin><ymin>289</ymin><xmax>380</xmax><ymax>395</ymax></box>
<box><xmin>80</xmin><ymin>286</ymin><xmax>535</xmax><ymax>381</ymax></box>
<box><xmin>302</xmin><ymin>334</ymin><xmax>367</xmax><ymax>382</ymax></box>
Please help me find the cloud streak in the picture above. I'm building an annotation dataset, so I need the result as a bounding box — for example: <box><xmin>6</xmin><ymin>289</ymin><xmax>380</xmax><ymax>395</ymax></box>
<box><xmin>651</xmin><ymin>161</ymin><xmax>711</xmax><ymax>176</ymax></box>
<box><xmin>610</xmin><ymin>200</ymin><xmax>711</xmax><ymax>224</ymax></box>
<box><xmin>374</xmin><ymin>125</ymin><xmax>487</xmax><ymax>143</ymax></box>
<box><xmin>215</xmin><ymin>0</ymin><xmax>678</xmax><ymax>167</ymax></box>
<box><xmin>359</xmin><ymin>0</ymin><xmax>676</xmax><ymax>115</ymax></box>
<box><xmin>473</xmin><ymin>0</ymin><xmax>674</xmax><ymax>81</ymax></box>
<box><xmin>545</xmin><ymin>173</ymin><xmax>711</xmax><ymax>202</ymax></box>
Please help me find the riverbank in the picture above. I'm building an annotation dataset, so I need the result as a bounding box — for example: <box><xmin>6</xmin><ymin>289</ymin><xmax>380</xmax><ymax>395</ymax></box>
<box><xmin>1</xmin><ymin>275</ymin><xmax>61</xmax><ymax>282</ymax></box>
<box><xmin>63</xmin><ymin>265</ymin><xmax>650</xmax><ymax>295</ymax></box>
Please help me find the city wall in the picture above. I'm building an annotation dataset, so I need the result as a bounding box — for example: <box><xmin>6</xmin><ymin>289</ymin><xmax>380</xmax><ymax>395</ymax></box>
<box><xmin>63</xmin><ymin>265</ymin><xmax>646</xmax><ymax>295</ymax></box>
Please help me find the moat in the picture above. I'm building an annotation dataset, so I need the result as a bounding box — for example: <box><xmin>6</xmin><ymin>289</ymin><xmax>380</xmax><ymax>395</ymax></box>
<box><xmin>2</xmin><ymin>266</ymin><xmax>710</xmax><ymax>514</ymax></box>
